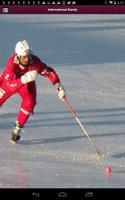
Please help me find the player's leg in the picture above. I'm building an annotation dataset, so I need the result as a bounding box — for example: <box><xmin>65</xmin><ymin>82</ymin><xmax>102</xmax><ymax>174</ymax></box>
<box><xmin>11</xmin><ymin>82</ymin><xmax>37</xmax><ymax>143</ymax></box>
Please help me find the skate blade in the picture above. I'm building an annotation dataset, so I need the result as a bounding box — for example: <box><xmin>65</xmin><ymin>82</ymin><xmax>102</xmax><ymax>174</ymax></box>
<box><xmin>10</xmin><ymin>139</ymin><xmax>17</xmax><ymax>144</ymax></box>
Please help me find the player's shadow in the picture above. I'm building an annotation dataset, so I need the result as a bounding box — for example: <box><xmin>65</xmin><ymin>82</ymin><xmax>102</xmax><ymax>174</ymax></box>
<box><xmin>19</xmin><ymin>135</ymin><xmax>83</xmax><ymax>145</ymax></box>
<box><xmin>111</xmin><ymin>152</ymin><xmax>125</xmax><ymax>159</ymax></box>
<box><xmin>18</xmin><ymin>130</ymin><xmax>125</xmax><ymax>145</ymax></box>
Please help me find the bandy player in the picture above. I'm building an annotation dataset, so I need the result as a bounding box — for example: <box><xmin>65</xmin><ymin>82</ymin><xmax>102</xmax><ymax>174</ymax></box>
<box><xmin>0</xmin><ymin>40</ymin><xmax>66</xmax><ymax>143</ymax></box>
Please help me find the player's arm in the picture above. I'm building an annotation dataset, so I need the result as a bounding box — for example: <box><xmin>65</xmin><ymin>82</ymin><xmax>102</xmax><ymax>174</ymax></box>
<box><xmin>2</xmin><ymin>58</ymin><xmax>37</xmax><ymax>92</ymax></box>
<box><xmin>38</xmin><ymin>59</ymin><xmax>66</xmax><ymax>100</ymax></box>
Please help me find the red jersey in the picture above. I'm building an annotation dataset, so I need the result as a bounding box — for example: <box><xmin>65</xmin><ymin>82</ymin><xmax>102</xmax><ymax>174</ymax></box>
<box><xmin>0</xmin><ymin>54</ymin><xmax>60</xmax><ymax>92</ymax></box>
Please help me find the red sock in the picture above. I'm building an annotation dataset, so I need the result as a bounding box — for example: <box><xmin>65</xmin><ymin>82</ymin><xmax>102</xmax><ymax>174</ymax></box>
<box><xmin>17</xmin><ymin>109</ymin><xmax>30</xmax><ymax>126</ymax></box>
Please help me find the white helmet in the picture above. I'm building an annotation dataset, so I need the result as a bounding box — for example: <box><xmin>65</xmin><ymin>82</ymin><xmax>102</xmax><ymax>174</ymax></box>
<box><xmin>15</xmin><ymin>40</ymin><xmax>31</xmax><ymax>56</ymax></box>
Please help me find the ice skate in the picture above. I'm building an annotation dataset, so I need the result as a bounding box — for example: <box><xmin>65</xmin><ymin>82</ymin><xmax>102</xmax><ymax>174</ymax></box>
<box><xmin>11</xmin><ymin>121</ymin><xmax>22</xmax><ymax>143</ymax></box>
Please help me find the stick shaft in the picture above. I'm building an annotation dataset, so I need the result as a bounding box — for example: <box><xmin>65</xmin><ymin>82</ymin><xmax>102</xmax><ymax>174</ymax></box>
<box><xmin>63</xmin><ymin>97</ymin><xmax>100</xmax><ymax>158</ymax></box>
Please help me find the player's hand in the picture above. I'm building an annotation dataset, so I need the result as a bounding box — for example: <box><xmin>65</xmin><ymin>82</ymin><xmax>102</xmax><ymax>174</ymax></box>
<box><xmin>21</xmin><ymin>70</ymin><xmax>37</xmax><ymax>84</ymax></box>
<box><xmin>57</xmin><ymin>85</ymin><xmax>66</xmax><ymax>100</ymax></box>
